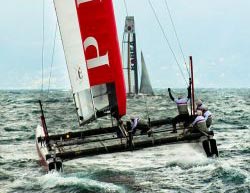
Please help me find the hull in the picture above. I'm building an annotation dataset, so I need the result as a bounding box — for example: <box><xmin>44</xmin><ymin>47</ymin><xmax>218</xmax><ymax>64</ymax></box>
<box><xmin>35</xmin><ymin>122</ymin><xmax>217</xmax><ymax>171</ymax></box>
<box><xmin>36</xmin><ymin>125</ymin><xmax>63</xmax><ymax>172</ymax></box>
<box><xmin>36</xmin><ymin>125</ymin><xmax>48</xmax><ymax>170</ymax></box>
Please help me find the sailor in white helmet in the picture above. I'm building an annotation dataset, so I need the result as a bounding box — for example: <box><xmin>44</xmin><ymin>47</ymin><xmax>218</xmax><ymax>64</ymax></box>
<box><xmin>202</xmin><ymin>106</ymin><xmax>212</xmax><ymax>129</ymax></box>
<box><xmin>168</xmin><ymin>86</ymin><xmax>191</xmax><ymax>133</ymax></box>
<box><xmin>196</xmin><ymin>99</ymin><xmax>205</xmax><ymax>111</ymax></box>
<box><xmin>191</xmin><ymin>110</ymin><xmax>208</xmax><ymax>132</ymax></box>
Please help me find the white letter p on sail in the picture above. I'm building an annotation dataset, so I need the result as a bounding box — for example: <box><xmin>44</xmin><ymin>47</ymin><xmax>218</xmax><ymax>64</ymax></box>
<box><xmin>83</xmin><ymin>37</ymin><xmax>109</xmax><ymax>69</ymax></box>
<box><xmin>77</xmin><ymin>0</ymin><xmax>102</xmax><ymax>6</ymax></box>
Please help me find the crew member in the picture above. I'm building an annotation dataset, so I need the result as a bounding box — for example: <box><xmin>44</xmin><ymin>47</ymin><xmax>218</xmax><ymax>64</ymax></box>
<box><xmin>130</xmin><ymin>117</ymin><xmax>140</xmax><ymax>134</ymax></box>
<box><xmin>196</xmin><ymin>99</ymin><xmax>205</xmax><ymax>111</ymax></box>
<box><xmin>191</xmin><ymin>110</ymin><xmax>208</xmax><ymax>132</ymax></box>
<box><xmin>202</xmin><ymin>106</ymin><xmax>212</xmax><ymax>129</ymax></box>
<box><xmin>127</xmin><ymin>117</ymin><xmax>150</xmax><ymax>135</ymax></box>
<box><xmin>168</xmin><ymin>86</ymin><xmax>191</xmax><ymax>133</ymax></box>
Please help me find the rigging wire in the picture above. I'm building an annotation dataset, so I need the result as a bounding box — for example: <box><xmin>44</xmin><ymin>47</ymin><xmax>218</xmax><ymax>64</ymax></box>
<box><xmin>47</xmin><ymin>23</ymin><xmax>58</xmax><ymax>99</ymax></box>
<box><xmin>164</xmin><ymin>0</ymin><xmax>190</xmax><ymax>77</ymax></box>
<box><xmin>123</xmin><ymin>0</ymin><xmax>129</xmax><ymax>16</ymax></box>
<box><xmin>148</xmin><ymin>0</ymin><xmax>188</xmax><ymax>86</ymax></box>
<box><xmin>143</xmin><ymin>94</ymin><xmax>150</xmax><ymax>120</ymax></box>
<box><xmin>121</xmin><ymin>0</ymin><xmax>128</xmax><ymax>69</ymax></box>
<box><xmin>41</xmin><ymin>0</ymin><xmax>45</xmax><ymax>98</ymax></box>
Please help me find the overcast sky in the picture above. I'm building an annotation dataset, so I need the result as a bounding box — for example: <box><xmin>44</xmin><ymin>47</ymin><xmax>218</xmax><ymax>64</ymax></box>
<box><xmin>0</xmin><ymin>0</ymin><xmax>249</xmax><ymax>89</ymax></box>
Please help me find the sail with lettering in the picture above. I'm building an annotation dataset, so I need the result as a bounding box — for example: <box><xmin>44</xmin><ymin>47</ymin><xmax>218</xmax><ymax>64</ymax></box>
<box><xmin>139</xmin><ymin>52</ymin><xmax>154</xmax><ymax>95</ymax></box>
<box><xmin>122</xmin><ymin>16</ymin><xmax>139</xmax><ymax>95</ymax></box>
<box><xmin>122</xmin><ymin>16</ymin><xmax>154</xmax><ymax>96</ymax></box>
<box><xmin>54</xmin><ymin>0</ymin><xmax>126</xmax><ymax>124</ymax></box>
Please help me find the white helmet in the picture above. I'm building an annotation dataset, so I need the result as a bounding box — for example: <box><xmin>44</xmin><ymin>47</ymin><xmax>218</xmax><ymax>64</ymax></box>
<box><xmin>196</xmin><ymin>99</ymin><xmax>203</xmax><ymax>106</ymax></box>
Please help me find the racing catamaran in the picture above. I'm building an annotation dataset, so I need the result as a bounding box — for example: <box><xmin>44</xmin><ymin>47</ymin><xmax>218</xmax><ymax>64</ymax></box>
<box><xmin>122</xmin><ymin>16</ymin><xmax>154</xmax><ymax>96</ymax></box>
<box><xmin>35</xmin><ymin>0</ymin><xmax>218</xmax><ymax>172</ymax></box>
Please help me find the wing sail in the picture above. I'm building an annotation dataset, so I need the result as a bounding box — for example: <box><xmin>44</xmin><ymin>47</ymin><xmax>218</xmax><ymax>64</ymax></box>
<box><xmin>54</xmin><ymin>0</ymin><xmax>126</xmax><ymax>125</ymax></box>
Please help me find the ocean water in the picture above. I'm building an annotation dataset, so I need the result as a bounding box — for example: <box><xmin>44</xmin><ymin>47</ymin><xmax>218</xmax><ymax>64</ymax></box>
<box><xmin>0</xmin><ymin>89</ymin><xmax>249</xmax><ymax>193</ymax></box>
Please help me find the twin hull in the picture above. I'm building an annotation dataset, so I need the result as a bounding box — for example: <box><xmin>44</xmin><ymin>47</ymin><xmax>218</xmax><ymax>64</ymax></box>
<box><xmin>35</xmin><ymin>124</ymin><xmax>212</xmax><ymax>172</ymax></box>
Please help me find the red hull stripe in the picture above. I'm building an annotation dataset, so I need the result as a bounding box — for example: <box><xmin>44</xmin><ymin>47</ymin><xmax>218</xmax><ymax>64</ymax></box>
<box><xmin>75</xmin><ymin>0</ymin><xmax>126</xmax><ymax>117</ymax></box>
<box><xmin>36</xmin><ymin>141</ymin><xmax>48</xmax><ymax>171</ymax></box>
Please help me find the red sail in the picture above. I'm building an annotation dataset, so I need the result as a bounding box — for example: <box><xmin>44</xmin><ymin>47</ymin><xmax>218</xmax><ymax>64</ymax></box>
<box><xmin>75</xmin><ymin>0</ymin><xmax>126</xmax><ymax>117</ymax></box>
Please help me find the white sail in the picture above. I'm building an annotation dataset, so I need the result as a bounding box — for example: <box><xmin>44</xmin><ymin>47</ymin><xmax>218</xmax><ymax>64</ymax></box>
<box><xmin>139</xmin><ymin>52</ymin><xmax>154</xmax><ymax>95</ymax></box>
<box><xmin>54</xmin><ymin>0</ymin><xmax>95</xmax><ymax>124</ymax></box>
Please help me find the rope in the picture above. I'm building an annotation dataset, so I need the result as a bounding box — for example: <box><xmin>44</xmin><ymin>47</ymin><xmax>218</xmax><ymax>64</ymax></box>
<box><xmin>123</xmin><ymin>0</ymin><xmax>129</xmax><ymax>16</ymax></box>
<box><xmin>164</xmin><ymin>0</ymin><xmax>190</xmax><ymax>77</ymax></box>
<box><xmin>148</xmin><ymin>0</ymin><xmax>188</xmax><ymax>86</ymax></box>
<box><xmin>41</xmin><ymin>0</ymin><xmax>45</xmax><ymax>97</ymax></box>
<box><xmin>47</xmin><ymin>24</ymin><xmax>58</xmax><ymax>98</ymax></box>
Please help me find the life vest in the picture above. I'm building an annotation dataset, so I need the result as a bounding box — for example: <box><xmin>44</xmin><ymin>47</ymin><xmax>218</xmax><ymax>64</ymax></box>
<box><xmin>206</xmin><ymin>117</ymin><xmax>212</xmax><ymax>128</ymax></box>
<box><xmin>175</xmin><ymin>98</ymin><xmax>189</xmax><ymax>114</ymax></box>
<box><xmin>196</xmin><ymin>120</ymin><xmax>208</xmax><ymax>132</ymax></box>
<box><xmin>192</xmin><ymin>115</ymin><xmax>208</xmax><ymax>132</ymax></box>
<box><xmin>177</xmin><ymin>104</ymin><xmax>189</xmax><ymax>114</ymax></box>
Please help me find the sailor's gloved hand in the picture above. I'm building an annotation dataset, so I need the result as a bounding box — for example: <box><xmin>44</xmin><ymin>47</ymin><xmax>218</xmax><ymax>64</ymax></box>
<box><xmin>168</xmin><ymin>88</ymin><xmax>171</xmax><ymax>92</ymax></box>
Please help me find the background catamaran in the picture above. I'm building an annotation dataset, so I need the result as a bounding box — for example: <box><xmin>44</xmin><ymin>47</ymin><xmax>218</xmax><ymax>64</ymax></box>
<box><xmin>122</xmin><ymin>16</ymin><xmax>154</xmax><ymax>96</ymax></box>
<box><xmin>36</xmin><ymin>0</ymin><xmax>218</xmax><ymax>172</ymax></box>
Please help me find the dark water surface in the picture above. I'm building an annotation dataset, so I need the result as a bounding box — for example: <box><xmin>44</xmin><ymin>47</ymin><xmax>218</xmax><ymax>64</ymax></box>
<box><xmin>0</xmin><ymin>89</ymin><xmax>249</xmax><ymax>193</ymax></box>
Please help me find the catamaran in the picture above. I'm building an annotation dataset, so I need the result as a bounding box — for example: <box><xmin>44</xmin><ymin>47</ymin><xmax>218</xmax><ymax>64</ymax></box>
<box><xmin>36</xmin><ymin>0</ymin><xmax>218</xmax><ymax>172</ymax></box>
<box><xmin>122</xmin><ymin>16</ymin><xmax>154</xmax><ymax>96</ymax></box>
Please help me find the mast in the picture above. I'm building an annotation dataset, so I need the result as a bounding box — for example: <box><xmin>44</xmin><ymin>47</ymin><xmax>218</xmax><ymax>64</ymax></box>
<box><xmin>122</xmin><ymin>16</ymin><xmax>138</xmax><ymax>95</ymax></box>
<box><xmin>189</xmin><ymin>56</ymin><xmax>195</xmax><ymax>115</ymax></box>
<box><xmin>132</xmin><ymin>33</ymin><xmax>139</xmax><ymax>94</ymax></box>
<box><xmin>127</xmin><ymin>34</ymin><xmax>131</xmax><ymax>94</ymax></box>
<box><xmin>39</xmin><ymin>100</ymin><xmax>48</xmax><ymax>138</ymax></box>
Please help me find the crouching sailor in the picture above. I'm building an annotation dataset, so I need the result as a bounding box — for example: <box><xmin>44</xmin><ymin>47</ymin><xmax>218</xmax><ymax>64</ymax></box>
<box><xmin>194</xmin><ymin>110</ymin><xmax>218</xmax><ymax>157</ymax></box>
<box><xmin>129</xmin><ymin>117</ymin><xmax>140</xmax><ymax>134</ymax></box>
<box><xmin>191</xmin><ymin>110</ymin><xmax>208</xmax><ymax>133</ymax></box>
<box><xmin>168</xmin><ymin>86</ymin><xmax>191</xmax><ymax>133</ymax></box>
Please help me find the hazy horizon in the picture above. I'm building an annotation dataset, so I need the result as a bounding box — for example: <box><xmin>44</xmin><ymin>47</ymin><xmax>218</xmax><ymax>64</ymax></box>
<box><xmin>0</xmin><ymin>87</ymin><xmax>249</xmax><ymax>91</ymax></box>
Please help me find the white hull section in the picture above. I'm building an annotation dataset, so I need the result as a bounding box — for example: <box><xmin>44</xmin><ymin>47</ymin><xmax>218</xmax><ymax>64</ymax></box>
<box><xmin>36</xmin><ymin>125</ymin><xmax>63</xmax><ymax>172</ymax></box>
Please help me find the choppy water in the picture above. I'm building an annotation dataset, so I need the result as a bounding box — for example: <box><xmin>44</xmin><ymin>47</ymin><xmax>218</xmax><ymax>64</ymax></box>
<box><xmin>0</xmin><ymin>89</ymin><xmax>249</xmax><ymax>193</ymax></box>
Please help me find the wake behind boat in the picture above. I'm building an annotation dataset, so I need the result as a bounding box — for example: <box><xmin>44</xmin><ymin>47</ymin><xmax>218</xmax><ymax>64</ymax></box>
<box><xmin>35</xmin><ymin>0</ymin><xmax>218</xmax><ymax>172</ymax></box>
